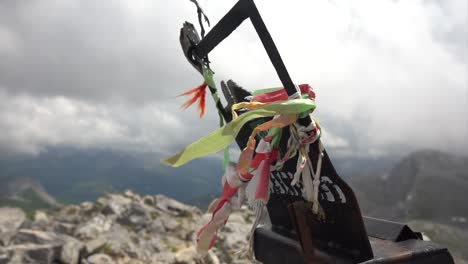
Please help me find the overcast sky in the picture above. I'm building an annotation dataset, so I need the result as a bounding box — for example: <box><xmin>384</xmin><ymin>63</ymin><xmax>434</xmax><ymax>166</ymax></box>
<box><xmin>0</xmin><ymin>0</ymin><xmax>466</xmax><ymax>159</ymax></box>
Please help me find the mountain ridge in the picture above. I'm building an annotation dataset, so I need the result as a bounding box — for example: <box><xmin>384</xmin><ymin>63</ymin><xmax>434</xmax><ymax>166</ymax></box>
<box><xmin>0</xmin><ymin>147</ymin><xmax>223</xmax><ymax>207</ymax></box>
<box><xmin>0</xmin><ymin>176</ymin><xmax>60</xmax><ymax>208</ymax></box>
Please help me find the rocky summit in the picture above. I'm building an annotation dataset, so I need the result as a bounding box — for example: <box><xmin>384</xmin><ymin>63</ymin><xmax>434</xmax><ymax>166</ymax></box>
<box><xmin>0</xmin><ymin>191</ymin><xmax>255</xmax><ymax>264</ymax></box>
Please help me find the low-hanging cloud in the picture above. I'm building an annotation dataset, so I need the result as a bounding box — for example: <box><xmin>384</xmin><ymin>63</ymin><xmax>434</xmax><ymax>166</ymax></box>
<box><xmin>0</xmin><ymin>0</ymin><xmax>466</xmax><ymax>158</ymax></box>
<box><xmin>0</xmin><ymin>89</ymin><xmax>193</xmax><ymax>156</ymax></box>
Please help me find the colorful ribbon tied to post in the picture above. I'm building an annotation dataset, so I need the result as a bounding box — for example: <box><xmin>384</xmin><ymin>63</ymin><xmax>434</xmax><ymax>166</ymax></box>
<box><xmin>163</xmin><ymin>83</ymin><xmax>323</xmax><ymax>254</ymax></box>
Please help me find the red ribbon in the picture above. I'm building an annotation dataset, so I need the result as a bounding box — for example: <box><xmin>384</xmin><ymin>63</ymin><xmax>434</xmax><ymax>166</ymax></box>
<box><xmin>252</xmin><ymin>84</ymin><xmax>315</xmax><ymax>103</ymax></box>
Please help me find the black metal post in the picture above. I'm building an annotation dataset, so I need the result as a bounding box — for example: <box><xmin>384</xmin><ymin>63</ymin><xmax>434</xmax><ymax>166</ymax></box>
<box><xmin>194</xmin><ymin>0</ymin><xmax>298</xmax><ymax>97</ymax></box>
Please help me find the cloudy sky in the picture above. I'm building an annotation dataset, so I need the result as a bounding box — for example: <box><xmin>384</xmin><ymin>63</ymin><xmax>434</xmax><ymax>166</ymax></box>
<box><xmin>0</xmin><ymin>0</ymin><xmax>466</xmax><ymax>159</ymax></box>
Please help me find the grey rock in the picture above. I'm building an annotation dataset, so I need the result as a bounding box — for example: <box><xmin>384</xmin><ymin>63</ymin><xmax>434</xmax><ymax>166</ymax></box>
<box><xmin>54</xmin><ymin>222</ymin><xmax>76</xmax><ymax>235</ymax></box>
<box><xmin>96</xmin><ymin>197</ymin><xmax>109</xmax><ymax>207</ymax></box>
<box><xmin>31</xmin><ymin>211</ymin><xmax>50</xmax><ymax>230</ymax></box>
<box><xmin>138</xmin><ymin>236</ymin><xmax>164</xmax><ymax>254</ymax></box>
<box><xmin>151</xmin><ymin>251</ymin><xmax>176</xmax><ymax>263</ymax></box>
<box><xmin>8</xmin><ymin>229</ymin><xmax>83</xmax><ymax>264</ymax></box>
<box><xmin>148</xmin><ymin>219</ymin><xmax>166</xmax><ymax>233</ymax></box>
<box><xmin>215</xmin><ymin>215</ymin><xmax>252</xmax><ymax>260</ymax></box>
<box><xmin>75</xmin><ymin>215</ymin><xmax>112</xmax><ymax>239</ymax></box>
<box><xmin>60</xmin><ymin>237</ymin><xmax>83</xmax><ymax>264</ymax></box>
<box><xmin>142</xmin><ymin>196</ymin><xmax>156</xmax><ymax>207</ymax></box>
<box><xmin>162</xmin><ymin>217</ymin><xmax>179</xmax><ymax>231</ymax></box>
<box><xmin>83</xmin><ymin>237</ymin><xmax>107</xmax><ymax>256</ymax></box>
<box><xmin>55</xmin><ymin>205</ymin><xmax>82</xmax><ymax>224</ymax></box>
<box><xmin>97</xmin><ymin>224</ymin><xmax>140</xmax><ymax>259</ymax></box>
<box><xmin>5</xmin><ymin>243</ymin><xmax>62</xmax><ymax>264</ymax></box>
<box><xmin>124</xmin><ymin>190</ymin><xmax>140</xmax><ymax>201</ymax></box>
<box><xmin>81</xmin><ymin>201</ymin><xmax>94</xmax><ymax>211</ymax></box>
<box><xmin>0</xmin><ymin>208</ymin><xmax>26</xmax><ymax>246</ymax></box>
<box><xmin>204</xmin><ymin>251</ymin><xmax>220</xmax><ymax>264</ymax></box>
<box><xmin>87</xmin><ymin>253</ymin><xmax>115</xmax><ymax>264</ymax></box>
<box><xmin>174</xmin><ymin>246</ymin><xmax>198</xmax><ymax>264</ymax></box>
<box><xmin>6</xmin><ymin>250</ymin><xmax>23</xmax><ymax>264</ymax></box>
<box><xmin>0</xmin><ymin>231</ymin><xmax>16</xmax><ymax>247</ymax></box>
<box><xmin>101</xmin><ymin>194</ymin><xmax>132</xmax><ymax>217</ymax></box>
<box><xmin>154</xmin><ymin>195</ymin><xmax>201</xmax><ymax>217</ymax></box>
<box><xmin>11</xmin><ymin>229</ymin><xmax>61</xmax><ymax>246</ymax></box>
<box><xmin>0</xmin><ymin>250</ymin><xmax>10</xmax><ymax>264</ymax></box>
<box><xmin>117</xmin><ymin>203</ymin><xmax>151</xmax><ymax>230</ymax></box>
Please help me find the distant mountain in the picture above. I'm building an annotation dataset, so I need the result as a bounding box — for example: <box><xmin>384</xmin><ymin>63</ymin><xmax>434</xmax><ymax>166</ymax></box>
<box><xmin>0</xmin><ymin>146</ymin><xmax>397</xmax><ymax>210</ymax></box>
<box><xmin>350</xmin><ymin>150</ymin><xmax>468</xmax><ymax>227</ymax></box>
<box><xmin>328</xmin><ymin>153</ymin><xmax>398</xmax><ymax>178</ymax></box>
<box><xmin>409</xmin><ymin>220</ymin><xmax>468</xmax><ymax>262</ymax></box>
<box><xmin>0</xmin><ymin>177</ymin><xmax>60</xmax><ymax>218</ymax></box>
<box><xmin>0</xmin><ymin>147</ymin><xmax>223</xmax><ymax>207</ymax></box>
<box><xmin>3</xmin><ymin>147</ymin><xmax>466</xmax><ymax>225</ymax></box>
<box><xmin>0</xmin><ymin>176</ymin><xmax>59</xmax><ymax>206</ymax></box>
<box><xmin>349</xmin><ymin>150</ymin><xmax>468</xmax><ymax>262</ymax></box>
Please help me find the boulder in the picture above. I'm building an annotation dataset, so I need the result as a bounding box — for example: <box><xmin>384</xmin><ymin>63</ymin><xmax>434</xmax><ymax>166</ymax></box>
<box><xmin>7</xmin><ymin>229</ymin><xmax>83</xmax><ymax>264</ymax></box>
<box><xmin>83</xmin><ymin>237</ymin><xmax>107</xmax><ymax>257</ymax></box>
<box><xmin>54</xmin><ymin>222</ymin><xmax>76</xmax><ymax>235</ymax></box>
<box><xmin>80</xmin><ymin>201</ymin><xmax>94</xmax><ymax>211</ymax></box>
<box><xmin>0</xmin><ymin>249</ymin><xmax>10</xmax><ymax>264</ymax></box>
<box><xmin>117</xmin><ymin>203</ymin><xmax>151</xmax><ymax>230</ymax></box>
<box><xmin>142</xmin><ymin>195</ymin><xmax>156</xmax><ymax>207</ymax></box>
<box><xmin>59</xmin><ymin>237</ymin><xmax>83</xmax><ymax>264</ymax></box>
<box><xmin>87</xmin><ymin>253</ymin><xmax>115</xmax><ymax>264</ymax></box>
<box><xmin>150</xmin><ymin>251</ymin><xmax>176</xmax><ymax>264</ymax></box>
<box><xmin>55</xmin><ymin>205</ymin><xmax>83</xmax><ymax>224</ymax></box>
<box><xmin>161</xmin><ymin>217</ymin><xmax>179</xmax><ymax>231</ymax></box>
<box><xmin>148</xmin><ymin>219</ymin><xmax>166</xmax><ymax>233</ymax></box>
<box><xmin>11</xmin><ymin>229</ymin><xmax>61</xmax><ymax>246</ymax></box>
<box><xmin>174</xmin><ymin>246</ymin><xmax>198</xmax><ymax>264</ymax></box>
<box><xmin>75</xmin><ymin>215</ymin><xmax>112</xmax><ymax>240</ymax></box>
<box><xmin>123</xmin><ymin>190</ymin><xmax>140</xmax><ymax>201</ymax></box>
<box><xmin>30</xmin><ymin>211</ymin><xmax>50</xmax><ymax>231</ymax></box>
<box><xmin>4</xmin><ymin>243</ymin><xmax>62</xmax><ymax>264</ymax></box>
<box><xmin>204</xmin><ymin>251</ymin><xmax>220</xmax><ymax>264</ymax></box>
<box><xmin>221</xmin><ymin>219</ymin><xmax>250</xmax><ymax>251</ymax></box>
<box><xmin>0</xmin><ymin>208</ymin><xmax>26</xmax><ymax>246</ymax></box>
<box><xmin>101</xmin><ymin>194</ymin><xmax>132</xmax><ymax>217</ymax></box>
<box><xmin>154</xmin><ymin>195</ymin><xmax>201</xmax><ymax>217</ymax></box>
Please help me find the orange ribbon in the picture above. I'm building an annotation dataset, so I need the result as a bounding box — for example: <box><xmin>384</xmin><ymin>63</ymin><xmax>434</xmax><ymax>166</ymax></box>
<box><xmin>179</xmin><ymin>82</ymin><xmax>208</xmax><ymax>118</ymax></box>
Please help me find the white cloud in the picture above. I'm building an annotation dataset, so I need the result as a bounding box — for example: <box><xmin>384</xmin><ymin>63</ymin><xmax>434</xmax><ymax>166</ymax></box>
<box><xmin>321</xmin><ymin>130</ymin><xmax>350</xmax><ymax>149</ymax></box>
<box><xmin>0</xmin><ymin>0</ymin><xmax>466</xmax><ymax>157</ymax></box>
<box><xmin>0</xmin><ymin>89</ymin><xmax>189</xmax><ymax>155</ymax></box>
<box><xmin>207</xmin><ymin>0</ymin><xmax>468</xmax><ymax>155</ymax></box>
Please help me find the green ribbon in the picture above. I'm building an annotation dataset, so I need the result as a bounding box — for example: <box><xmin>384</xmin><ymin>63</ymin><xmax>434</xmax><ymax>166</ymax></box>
<box><xmin>162</xmin><ymin>99</ymin><xmax>316</xmax><ymax>167</ymax></box>
<box><xmin>203</xmin><ymin>67</ymin><xmax>216</xmax><ymax>89</ymax></box>
<box><xmin>251</xmin><ymin>87</ymin><xmax>282</xmax><ymax>96</ymax></box>
<box><xmin>203</xmin><ymin>66</ymin><xmax>231</xmax><ymax>170</ymax></box>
